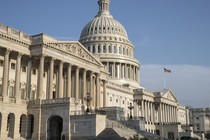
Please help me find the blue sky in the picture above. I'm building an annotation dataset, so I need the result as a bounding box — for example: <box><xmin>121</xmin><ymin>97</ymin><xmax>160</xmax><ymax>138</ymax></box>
<box><xmin>1</xmin><ymin>0</ymin><xmax>210</xmax><ymax>107</ymax></box>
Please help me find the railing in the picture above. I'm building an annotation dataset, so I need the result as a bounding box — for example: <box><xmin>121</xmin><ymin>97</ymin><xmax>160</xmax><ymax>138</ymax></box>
<box><xmin>121</xmin><ymin>116</ymin><xmax>145</xmax><ymax>121</ymax></box>
<box><xmin>70</xmin><ymin>109</ymin><xmax>106</xmax><ymax>116</ymax></box>
<box><xmin>0</xmin><ymin>23</ymin><xmax>31</xmax><ymax>43</ymax></box>
<box><xmin>107</xmin><ymin>81</ymin><xmax>133</xmax><ymax>92</ymax></box>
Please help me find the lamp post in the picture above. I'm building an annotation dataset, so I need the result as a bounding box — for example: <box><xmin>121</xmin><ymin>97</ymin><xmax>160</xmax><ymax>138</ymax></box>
<box><xmin>128</xmin><ymin>103</ymin><xmax>134</xmax><ymax>119</ymax></box>
<box><xmin>74</xmin><ymin>99</ymin><xmax>79</xmax><ymax>115</ymax></box>
<box><xmin>84</xmin><ymin>93</ymin><xmax>92</xmax><ymax>113</ymax></box>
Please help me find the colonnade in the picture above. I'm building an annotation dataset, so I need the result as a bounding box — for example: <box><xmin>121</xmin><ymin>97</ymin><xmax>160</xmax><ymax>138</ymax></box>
<box><xmin>140</xmin><ymin>100</ymin><xmax>178</xmax><ymax>124</ymax></box>
<box><xmin>159</xmin><ymin>103</ymin><xmax>177</xmax><ymax>123</ymax></box>
<box><xmin>0</xmin><ymin>48</ymin><xmax>107</xmax><ymax>108</ymax></box>
<box><xmin>141</xmin><ymin>100</ymin><xmax>156</xmax><ymax>124</ymax></box>
<box><xmin>102</xmin><ymin>62</ymin><xmax>140</xmax><ymax>82</ymax></box>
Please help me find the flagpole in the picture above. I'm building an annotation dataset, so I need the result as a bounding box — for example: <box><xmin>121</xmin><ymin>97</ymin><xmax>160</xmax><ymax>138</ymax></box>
<box><xmin>164</xmin><ymin>68</ymin><xmax>166</xmax><ymax>89</ymax></box>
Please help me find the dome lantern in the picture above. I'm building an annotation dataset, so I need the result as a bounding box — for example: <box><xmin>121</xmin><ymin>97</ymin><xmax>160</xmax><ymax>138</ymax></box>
<box><xmin>97</xmin><ymin>0</ymin><xmax>111</xmax><ymax>17</ymax></box>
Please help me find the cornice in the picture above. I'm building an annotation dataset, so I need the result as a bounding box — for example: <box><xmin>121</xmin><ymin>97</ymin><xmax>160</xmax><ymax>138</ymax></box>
<box><xmin>0</xmin><ymin>32</ymin><xmax>31</xmax><ymax>47</ymax></box>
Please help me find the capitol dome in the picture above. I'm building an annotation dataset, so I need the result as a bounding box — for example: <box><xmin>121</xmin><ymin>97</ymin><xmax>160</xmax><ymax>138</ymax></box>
<box><xmin>79</xmin><ymin>0</ymin><xmax>141</xmax><ymax>89</ymax></box>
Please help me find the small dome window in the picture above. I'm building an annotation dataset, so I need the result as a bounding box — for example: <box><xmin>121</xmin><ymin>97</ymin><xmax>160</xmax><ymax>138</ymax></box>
<box><xmin>114</xmin><ymin>46</ymin><xmax>117</xmax><ymax>53</ymax></box>
<box><xmin>103</xmin><ymin>27</ymin><xmax>105</xmax><ymax>30</ymax></box>
<box><xmin>123</xmin><ymin>47</ymin><xmax>125</xmax><ymax>55</ymax></box>
<box><xmin>93</xmin><ymin>46</ymin><xmax>96</xmax><ymax>53</ymax></box>
<box><xmin>103</xmin><ymin>45</ymin><xmax>107</xmax><ymax>53</ymax></box>
<box><xmin>98</xmin><ymin>46</ymin><xmax>101</xmax><ymax>53</ymax></box>
<box><xmin>109</xmin><ymin>45</ymin><xmax>112</xmax><ymax>53</ymax></box>
<box><xmin>119</xmin><ymin>47</ymin><xmax>122</xmax><ymax>54</ymax></box>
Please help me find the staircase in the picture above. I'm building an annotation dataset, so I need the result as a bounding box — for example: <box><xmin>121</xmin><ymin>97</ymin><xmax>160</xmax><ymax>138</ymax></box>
<box><xmin>96</xmin><ymin>119</ymin><xmax>143</xmax><ymax>140</ymax></box>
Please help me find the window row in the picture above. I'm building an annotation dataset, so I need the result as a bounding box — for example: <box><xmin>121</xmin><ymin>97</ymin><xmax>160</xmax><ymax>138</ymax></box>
<box><xmin>0</xmin><ymin>60</ymin><xmax>27</xmax><ymax>72</ymax></box>
<box><xmin>0</xmin><ymin>113</ymin><xmax>34</xmax><ymax>139</ymax></box>
<box><xmin>87</xmin><ymin>45</ymin><xmax>133</xmax><ymax>57</ymax></box>
<box><xmin>83</xmin><ymin>26</ymin><xmax>126</xmax><ymax>36</ymax></box>
<box><xmin>0</xmin><ymin>84</ymin><xmax>27</xmax><ymax>100</ymax></box>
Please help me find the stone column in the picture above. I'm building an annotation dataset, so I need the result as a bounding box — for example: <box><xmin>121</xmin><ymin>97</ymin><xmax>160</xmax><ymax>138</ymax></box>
<box><xmin>96</xmin><ymin>74</ymin><xmax>100</xmax><ymax>108</ymax></box>
<box><xmin>2</xmin><ymin>49</ymin><xmax>10</xmax><ymax>97</ymax></box>
<box><xmin>67</xmin><ymin>64</ymin><xmax>72</xmax><ymax>98</ymax></box>
<box><xmin>103</xmin><ymin>80</ymin><xmax>107</xmax><ymax>107</ymax></box>
<box><xmin>107</xmin><ymin>62</ymin><xmax>109</xmax><ymax>73</ymax></box>
<box><xmin>145</xmin><ymin>101</ymin><xmax>148</xmax><ymax>121</ymax></box>
<box><xmin>169</xmin><ymin>105</ymin><xmax>171</xmax><ymax>123</ymax></box>
<box><xmin>173</xmin><ymin>106</ymin><xmax>176</xmax><ymax>123</ymax></box>
<box><xmin>90</xmin><ymin>72</ymin><xmax>93</xmax><ymax>103</ymax></box>
<box><xmin>119</xmin><ymin>63</ymin><xmax>122</xmax><ymax>79</ymax></box>
<box><xmin>113</xmin><ymin>62</ymin><xmax>115</xmax><ymax>78</ymax></box>
<box><xmin>58</xmin><ymin>61</ymin><xmax>64</xmax><ymax>98</ymax></box>
<box><xmin>175</xmin><ymin>107</ymin><xmax>178</xmax><ymax>123</ymax></box>
<box><xmin>141</xmin><ymin>100</ymin><xmax>144</xmax><ymax>118</ymax></box>
<box><xmin>162</xmin><ymin>103</ymin><xmax>165</xmax><ymax>123</ymax></box>
<box><xmin>15</xmin><ymin>53</ymin><xmax>22</xmax><ymax>99</ymax></box>
<box><xmin>75</xmin><ymin>66</ymin><xmax>80</xmax><ymax>100</ymax></box>
<box><xmin>37</xmin><ymin>55</ymin><xmax>45</xmax><ymax>99</ymax></box>
<box><xmin>82</xmin><ymin>69</ymin><xmax>87</xmax><ymax>104</ymax></box>
<box><xmin>13</xmin><ymin>113</ymin><xmax>21</xmax><ymax>139</ymax></box>
<box><xmin>125</xmin><ymin>64</ymin><xmax>128</xmax><ymax>79</ymax></box>
<box><xmin>122</xmin><ymin>64</ymin><xmax>124</xmax><ymax>79</ymax></box>
<box><xmin>129</xmin><ymin>65</ymin><xmax>132</xmax><ymax>79</ymax></box>
<box><xmin>26</xmin><ymin>57</ymin><xmax>32</xmax><ymax>99</ymax></box>
<box><xmin>49</xmin><ymin>58</ymin><xmax>55</xmax><ymax>99</ymax></box>
<box><xmin>159</xmin><ymin>103</ymin><xmax>162</xmax><ymax>123</ymax></box>
<box><xmin>0</xmin><ymin>113</ymin><xmax>8</xmax><ymax>138</ymax></box>
<box><xmin>150</xmin><ymin>102</ymin><xmax>153</xmax><ymax>123</ymax></box>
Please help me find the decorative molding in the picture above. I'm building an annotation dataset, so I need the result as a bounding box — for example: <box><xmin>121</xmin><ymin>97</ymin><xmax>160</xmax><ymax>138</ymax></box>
<box><xmin>46</xmin><ymin>42</ymin><xmax>101</xmax><ymax>66</ymax></box>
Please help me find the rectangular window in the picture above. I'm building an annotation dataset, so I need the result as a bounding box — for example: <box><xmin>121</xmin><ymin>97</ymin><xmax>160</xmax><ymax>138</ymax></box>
<box><xmin>31</xmin><ymin>90</ymin><xmax>35</xmax><ymax>100</ymax></box>
<box><xmin>22</xmin><ymin>66</ymin><xmax>26</xmax><ymax>72</ymax></box>
<box><xmin>9</xmin><ymin>86</ymin><xmax>14</xmax><ymax>98</ymax></box>
<box><xmin>21</xmin><ymin>88</ymin><xmax>25</xmax><ymax>99</ymax></box>
<box><xmin>0</xmin><ymin>84</ymin><xmax>2</xmax><ymax>96</ymax></box>
<box><xmin>0</xmin><ymin>60</ymin><xmax>3</xmax><ymax>66</ymax></box>
<box><xmin>11</xmin><ymin>63</ymin><xmax>15</xmax><ymax>70</ymax></box>
<box><xmin>32</xmin><ymin>69</ymin><xmax>36</xmax><ymax>75</ymax></box>
<box><xmin>109</xmin><ymin>64</ymin><xmax>112</xmax><ymax>76</ymax></box>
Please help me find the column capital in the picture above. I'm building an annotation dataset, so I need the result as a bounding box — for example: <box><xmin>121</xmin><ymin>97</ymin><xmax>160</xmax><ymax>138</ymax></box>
<box><xmin>5</xmin><ymin>48</ymin><xmax>12</xmax><ymax>54</ymax></box>
<box><xmin>51</xmin><ymin>57</ymin><xmax>56</xmax><ymax>62</ymax></box>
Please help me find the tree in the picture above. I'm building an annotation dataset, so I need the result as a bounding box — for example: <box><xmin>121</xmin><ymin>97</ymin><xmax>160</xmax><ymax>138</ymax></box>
<box><xmin>129</xmin><ymin>135</ymin><xmax>149</xmax><ymax>140</ymax></box>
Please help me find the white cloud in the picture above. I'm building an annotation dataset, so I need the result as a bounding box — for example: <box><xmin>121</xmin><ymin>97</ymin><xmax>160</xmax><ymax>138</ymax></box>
<box><xmin>140</xmin><ymin>64</ymin><xmax>210</xmax><ymax>108</ymax></box>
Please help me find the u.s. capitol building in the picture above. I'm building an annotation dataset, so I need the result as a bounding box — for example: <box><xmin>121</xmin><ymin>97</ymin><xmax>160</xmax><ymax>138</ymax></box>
<box><xmin>0</xmin><ymin>0</ymin><xmax>200</xmax><ymax>140</ymax></box>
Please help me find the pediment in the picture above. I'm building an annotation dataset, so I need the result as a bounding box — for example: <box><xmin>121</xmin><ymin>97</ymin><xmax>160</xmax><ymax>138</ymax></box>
<box><xmin>46</xmin><ymin>41</ymin><xmax>102</xmax><ymax>66</ymax></box>
<box><xmin>162</xmin><ymin>89</ymin><xmax>178</xmax><ymax>102</ymax></box>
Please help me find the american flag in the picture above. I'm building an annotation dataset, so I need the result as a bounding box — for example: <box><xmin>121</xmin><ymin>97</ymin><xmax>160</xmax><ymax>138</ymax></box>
<box><xmin>164</xmin><ymin>68</ymin><xmax>171</xmax><ymax>73</ymax></box>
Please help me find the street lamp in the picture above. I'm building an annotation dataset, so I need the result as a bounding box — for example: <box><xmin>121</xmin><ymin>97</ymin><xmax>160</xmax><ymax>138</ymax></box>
<box><xmin>128</xmin><ymin>103</ymin><xmax>134</xmax><ymax>119</ymax></box>
<box><xmin>74</xmin><ymin>99</ymin><xmax>79</xmax><ymax>115</ymax></box>
<box><xmin>84</xmin><ymin>93</ymin><xmax>92</xmax><ymax>113</ymax></box>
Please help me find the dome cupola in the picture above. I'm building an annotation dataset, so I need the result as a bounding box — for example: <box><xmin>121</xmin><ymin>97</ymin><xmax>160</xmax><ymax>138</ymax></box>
<box><xmin>79</xmin><ymin>0</ymin><xmax>141</xmax><ymax>89</ymax></box>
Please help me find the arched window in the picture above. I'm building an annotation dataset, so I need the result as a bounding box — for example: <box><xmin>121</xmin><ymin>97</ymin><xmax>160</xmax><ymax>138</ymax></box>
<box><xmin>92</xmin><ymin>46</ymin><xmax>95</xmax><ymax>53</ymax></box>
<box><xmin>7</xmin><ymin>113</ymin><xmax>15</xmax><ymax>138</ymax></box>
<box><xmin>98</xmin><ymin>45</ymin><xmax>101</xmax><ymax>53</ymax></box>
<box><xmin>123</xmin><ymin>48</ymin><xmax>125</xmax><ymax>55</ymax></box>
<box><xmin>126</xmin><ymin>48</ymin><xmax>128</xmax><ymax>55</ymax></box>
<box><xmin>103</xmin><ymin>45</ymin><xmax>107</xmax><ymax>53</ymax></box>
<box><xmin>27</xmin><ymin>114</ymin><xmax>34</xmax><ymax>139</ymax></box>
<box><xmin>114</xmin><ymin>46</ymin><xmax>117</xmax><ymax>53</ymax></box>
<box><xmin>119</xmin><ymin>47</ymin><xmax>122</xmax><ymax>54</ymax></box>
<box><xmin>109</xmin><ymin>45</ymin><xmax>112</xmax><ymax>53</ymax></box>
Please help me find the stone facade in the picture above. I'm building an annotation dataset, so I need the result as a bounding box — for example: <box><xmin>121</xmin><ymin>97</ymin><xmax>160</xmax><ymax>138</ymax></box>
<box><xmin>0</xmin><ymin>0</ymin><xmax>195</xmax><ymax>140</ymax></box>
<box><xmin>190</xmin><ymin>108</ymin><xmax>210</xmax><ymax>137</ymax></box>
